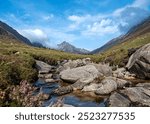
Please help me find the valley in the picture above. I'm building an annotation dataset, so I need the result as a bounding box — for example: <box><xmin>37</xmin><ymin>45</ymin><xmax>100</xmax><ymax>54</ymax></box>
<box><xmin>0</xmin><ymin>16</ymin><xmax>150</xmax><ymax>107</ymax></box>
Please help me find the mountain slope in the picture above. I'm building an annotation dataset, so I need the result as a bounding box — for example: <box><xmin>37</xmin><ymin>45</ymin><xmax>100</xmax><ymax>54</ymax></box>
<box><xmin>57</xmin><ymin>41</ymin><xmax>90</xmax><ymax>54</ymax></box>
<box><xmin>91</xmin><ymin>16</ymin><xmax>150</xmax><ymax>54</ymax></box>
<box><xmin>0</xmin><ymin>20</ymin><xmax>32</xmax><ymax>45</ymax></box>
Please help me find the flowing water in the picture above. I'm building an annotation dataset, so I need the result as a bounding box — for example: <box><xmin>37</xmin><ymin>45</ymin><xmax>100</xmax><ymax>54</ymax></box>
<box><xmin>34</xmin><ymin>79</ymin><xmax>108</xmax><ymax>107</ymax></box>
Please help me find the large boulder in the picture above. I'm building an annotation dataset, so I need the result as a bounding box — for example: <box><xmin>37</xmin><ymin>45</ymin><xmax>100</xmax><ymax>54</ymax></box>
<box><xmin>111</xmin><ymin>77</ymin><xmax>131</xmax><ymax>88</ymax></box>
<box><xmin>95</xmin><ymin>78</ymin><xmax>117</xmax><ymax>95</ymax></box>
<box><xmin>58</xmin><ymin>58</ymin><xmax>91</xmax><ymax>72</ymax></box>
<box><xmin>82</xmin><ymin>77</ymin><xmax>130</xmax><ymax>92</ymax></box>
<box><xmin>121</xmin><ymin>84</ymin><xmax>150</xmax><ymax>106</ymax></box>
<box><xmin>92</xmin><ymin>63</ymin><xmax>112</xmax><ymax>76</ymax></box>
<box><xmin>60</xmin><ymin>65</ymin><xmax>100</xmax><ymax>83</ymax></box>
<box><xmin>126</xmin><ymin>43</ymin><xmax>150</xmax><ymax>79</ymax></box>
<box><xmin>35</xmin><ymin>60</ymin><xmax>52</xmax><ymax>74</ymax></box>
<box><xmin>109</xmin><ymin>92</ymin><xmax>131</xmax><ymax>107</ymax></box>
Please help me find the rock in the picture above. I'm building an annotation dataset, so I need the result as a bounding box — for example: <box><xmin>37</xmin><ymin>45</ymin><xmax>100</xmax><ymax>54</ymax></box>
<box><xmin>95</xmin><ymin>78</ymin><xmax>117</xmax><ymax>95</ymax></box>
<box><xmin>44</xmin><ymin>79</ymin><xmax>55</xmax><ymax>83</ymax></box>
<box><xmin>52</xmin><ymin>86</ymin><xmax>73</xmax><ymax>96</ymax></box>
<box><xmin>109</xmin><ymin>92</ymin><xmax>131</xmax><ymax>107</ymax></box>
<box><xmin>92</xmin><ymin>63</ymin><xmax>112</xmax><ymax>76</ymax></box>
<box><xmin>35</xmin><ymin>60</ymin><xmax>52</xmax><ymax>74</ymax></box>
<box><xmin>58</xmin><ymin>58</ymin><xmax>92</xmax><ymax>72</ymax></box>
<box><xmin>82</xmin><ymin>77</ymin><xmax>130</xmax><ymax>93</ymax></box>
<box><xmin>128</xmin><ymin>47</ymin><xmax>139</xmax><ymax>57</ymax></box>
<box><xmin>60</xmin><ymin>65</ymin><xmax>100</xmax><ymax>83</ymax></box>
<box><xmin>136</xmin><ymin>83</ymin><xmax>150</xmax><ymax>88</ymax></box>
<box><xmin>113</xmin><ymin>68</ymin><xmax>126</xmax><ymax>78</ymax></box>
<box><xmin>52</xmin><ymin>74</ymin><xmax>60</xmax><ymax>80</ymax></box>
<box><xmin>124</xmin><ymin>71</ymin><xmax>136</xmax><ymax>79</ymax></box>
<box><xmin>102</xmin><ymin>77</ymin><xmax>131</xmax><ymax>88</ymax></box>
<box><xmin>38</xmin><ymin>74</ymin><xmax>52</xmax><ymax>79</ymax></box>
<box><xmin>114</xmin><ymin>78</ymin><xmax>131</xmax><ymax>88</ymax></box>
<box><xmin>82</xmin><ymin>83</ymin><xmax>101</xmax><ymax>92</ymax></box>
<box><xmin>126</xmin><ymin>43</ymin><xmax>150</xmax><ymax>79</ymax></box>
<box><xmin>122</xmin><ymin>87</ymin><xmax>150</xmax><ymax>106</ymax></box>
<box><xmin>44</xmin><ymin>74</ymin><xmax>53</xmax><ymax>79</ymax></box>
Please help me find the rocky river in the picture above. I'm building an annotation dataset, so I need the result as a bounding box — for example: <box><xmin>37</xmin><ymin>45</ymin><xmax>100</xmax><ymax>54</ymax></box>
<box><xmin>33</xmin><ymin>43</ymin><xmax>150</xmax><ymax>107</ymax></box>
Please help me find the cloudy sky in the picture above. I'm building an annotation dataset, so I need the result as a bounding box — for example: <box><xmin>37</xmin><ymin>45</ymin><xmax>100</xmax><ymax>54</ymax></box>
<box><xmin>0</xmin><ymin>0</ymin><xmax>150</xmax><ymax>50</ymax></box>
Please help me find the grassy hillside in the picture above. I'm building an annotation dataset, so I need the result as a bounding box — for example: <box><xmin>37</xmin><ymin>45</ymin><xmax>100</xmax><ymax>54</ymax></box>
<box><xmin>0</xmin><ymin>37</ymin><xmax>102</xmax><ymax>88</ymax></box>
<box><xmin>98</xmin><ymin>33</ymin><xmax>150</xmax><ymax>66</ymax></box>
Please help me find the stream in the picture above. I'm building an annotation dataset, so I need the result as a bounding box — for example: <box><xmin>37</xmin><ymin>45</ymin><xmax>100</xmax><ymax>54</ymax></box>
<box><xmin>34</xmin><ymin>79</ymin><xmax>108</xmax><ymax>107</ymax></box>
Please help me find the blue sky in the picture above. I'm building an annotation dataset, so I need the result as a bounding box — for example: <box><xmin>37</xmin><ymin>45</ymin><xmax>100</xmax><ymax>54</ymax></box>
<box><xmin>0</xmin><ymin>0</ymin><xmax>150</xmax><ymax>50</ymax></box>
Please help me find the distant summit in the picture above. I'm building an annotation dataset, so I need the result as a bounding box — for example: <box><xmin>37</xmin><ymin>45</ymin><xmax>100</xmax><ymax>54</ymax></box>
<box><xmin>57</xmin><ymin>41</ymin><xmax>90</xmax><ymax>54</ymax></box>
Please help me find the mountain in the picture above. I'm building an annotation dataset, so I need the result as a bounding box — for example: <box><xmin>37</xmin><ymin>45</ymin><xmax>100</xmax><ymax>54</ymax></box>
<box><xmin>57</xmin><ymin>41</ymin><xmax>90</xmax><ymax>54</ymax></box>
<box><xmin>91</xmin><ymin>16</ymin><xmax>150</xmax><ymax>54</ymax></box>
<box><xmin>0</xmin><ymin>21</ymin><xmax>32</xmax><ymax>45</ymax></box>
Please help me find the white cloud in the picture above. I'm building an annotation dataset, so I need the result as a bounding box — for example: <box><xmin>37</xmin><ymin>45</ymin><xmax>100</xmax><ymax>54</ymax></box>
<box><xmin>43</xmin><ymin>14</ymin><xmax>54</xmax><ymax>21</ymax></box>
<box><xmin>82</xmin><ymin>19</ymin><xmax>118</xmax><ymax>36</ymax></box>
<box><xmin>132</xmin><ymin>0</ymin><xmax>150</xmax><ymax>9</ymax></box>
<box><xmin>19</xmin><ymin>29</ymin><xmax>49</xmax><ymax>43</ymax></box>
<box><xmin>44</xmin><ymin>28</ymin><xmax>77</xmax><ymax>44</ymax></box>
<box><xmin>68</xmin><ymin>15</ymin><xmax>89</xmax><ymax>23</ymax></box>
<box><xmin>67</xmin><ymin>0</ymin><xmax>150</xmax><ymax>38</ymax></box>
<box><xmin>68</xmin><ymin>15</ymin><xmax>91</xmax><ymax>30</ymax></box>
<box><xmin>67</xmin><ymin>14</ymin><xmax>107</xmax><ymax>31</ymax></box>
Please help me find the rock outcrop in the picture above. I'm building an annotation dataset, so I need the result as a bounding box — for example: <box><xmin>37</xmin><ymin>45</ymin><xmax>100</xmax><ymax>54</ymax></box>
<box><xmin>126</xmin><ymin>43</ymin><xmax>150</xmax><ymax>79</ymax></box>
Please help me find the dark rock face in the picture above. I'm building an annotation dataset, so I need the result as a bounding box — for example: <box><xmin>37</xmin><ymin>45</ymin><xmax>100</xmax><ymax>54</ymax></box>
<box><xmin>126</xmin><ymin>43</ymin><xmax>150</xmax><ymax>79</ymax></box>
<box><xmin>109</xmin><ymin>92</ymin><xmax>131</xmax><ymax>107</ymax></box>
<box><xmin>128</xmin><ymin>47</ymin><xmax>140</xmax><ymax>57</ymax></box>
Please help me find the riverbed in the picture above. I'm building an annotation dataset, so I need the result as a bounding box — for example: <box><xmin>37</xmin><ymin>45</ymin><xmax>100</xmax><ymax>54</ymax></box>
<box><xmin>34</xmin><ymin>79</ymin><xmax>108</xmax><ymax>107</ymax></box>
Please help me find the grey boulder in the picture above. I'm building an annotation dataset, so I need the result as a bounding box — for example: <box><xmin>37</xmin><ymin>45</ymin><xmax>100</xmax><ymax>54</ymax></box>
<box><xmin>95</xmin><ymin>78</ymin><xmax>117</xmax><ymax>95</ymax></box>
<box><xmin>126</xmin><ymin>43</ymin><xmax>150</xmax><ymax>79</ymax></box>
<box><xmin>109</xmin><ymin>92</ymin><xmax>131</xmax><ymax>107</ymax></box>
<box><xmin>122</xmin><ymin>85</ymin><xmax>150</xmax><ymax>106</ymax></box>
<box><xmin>60</xmin><ymin>65</ymin><xmax>100</xmax><ymax>83</ymax></box>
<box><xmin>35</xmin><ymin>60</ymin><xmax>52</xmax><ymax>74</ymax></box>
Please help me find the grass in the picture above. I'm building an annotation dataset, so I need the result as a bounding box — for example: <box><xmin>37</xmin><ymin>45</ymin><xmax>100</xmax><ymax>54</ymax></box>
<box><xmin>97</xmin><ymin>33</ymin><xmax>150</xmax><ymax>66</ymax></box>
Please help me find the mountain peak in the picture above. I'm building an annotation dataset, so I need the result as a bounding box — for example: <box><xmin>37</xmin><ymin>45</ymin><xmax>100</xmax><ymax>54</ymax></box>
<box><xmin>57</xmin><ymin>41</ymin><xmax>90</xmax><ymax>54</ymax></box>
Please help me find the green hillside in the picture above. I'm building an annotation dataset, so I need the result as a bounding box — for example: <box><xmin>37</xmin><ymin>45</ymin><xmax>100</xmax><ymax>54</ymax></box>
<box><xmin>97</xmin><ymin>33</ymin><xmax>150</xmax><ymax>66</ymax></box>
